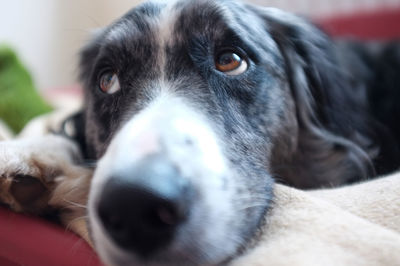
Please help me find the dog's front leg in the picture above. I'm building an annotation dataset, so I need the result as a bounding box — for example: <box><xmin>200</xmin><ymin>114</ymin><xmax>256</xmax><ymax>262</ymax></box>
<box><xmin>0</xmin><ymin>135</ymin><xmax>93</xmax><ymax>244</ymax></box>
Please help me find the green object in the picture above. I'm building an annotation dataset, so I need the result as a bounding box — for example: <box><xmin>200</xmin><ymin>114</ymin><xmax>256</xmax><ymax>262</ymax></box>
<box><xmin>0</xmin><ymin>45</ymin><xmax>52</xmax><ymax>133</ymax></box>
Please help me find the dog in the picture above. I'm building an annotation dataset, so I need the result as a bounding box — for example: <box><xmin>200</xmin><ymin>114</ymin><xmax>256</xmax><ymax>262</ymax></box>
<box><xmin>1</xmin><ymin>0</ymin><xmax>400</xmax><ymax>265</ymax></box>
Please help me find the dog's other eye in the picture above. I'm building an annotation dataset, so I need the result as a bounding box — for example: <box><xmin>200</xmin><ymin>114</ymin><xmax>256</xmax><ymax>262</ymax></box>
<box><xmin>215</xmin><ymin>52</ymin><xmax>248</xmax><ymax>75</ymax></box>
<box><xmin>99</xmin><ymin>72</ymin><xmax>120</xmax><ymax>94</ymax></box>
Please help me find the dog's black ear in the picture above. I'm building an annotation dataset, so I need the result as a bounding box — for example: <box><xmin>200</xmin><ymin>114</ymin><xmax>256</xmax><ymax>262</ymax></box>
<box><xmin>78</xmin><ymin>28</ymin><xmax>106</xmax><ymax>91</ymax></box>
<box><xmin>74</xmin><ymin>29</ymin><xmax>106</xmax><ymax>161</ymax></box>
<box><xmin>253</xmin><ymin>8</ymin><xmax>376</xmax><ymax>187</ymax></box>
<box><xmin>254</xmin><ymin>8</ymin><xmax>352</xmax><ymax>131</ymax></box>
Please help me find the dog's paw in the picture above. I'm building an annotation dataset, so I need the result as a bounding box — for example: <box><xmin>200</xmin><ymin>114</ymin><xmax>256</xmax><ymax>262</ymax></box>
<box><xmin>0</xmin><ymin>135</ymin><xmax>84</xmax><ymax>214</ymax></box>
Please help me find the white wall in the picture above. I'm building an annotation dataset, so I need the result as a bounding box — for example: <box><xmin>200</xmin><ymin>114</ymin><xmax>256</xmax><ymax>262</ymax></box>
<box><xmin>1</xmin><ymin>0</ymin><xmax>399</xmax><ymax>91</ymax></box>
<box><xmin>0</xmin><ymin>0</ymin><xmax>142</xmax><ymax>90</ymax></box>
<box><xmin>249</xmin><ymin>0</ymin><xmax>400</xmax><ymax>17</ymax></box>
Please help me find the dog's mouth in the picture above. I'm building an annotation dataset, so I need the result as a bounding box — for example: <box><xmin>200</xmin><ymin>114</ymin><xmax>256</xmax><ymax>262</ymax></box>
<box><xmin>86</xmin><ymin>95</ymin><xmax>267</xmax><ymax>265</ymax></box>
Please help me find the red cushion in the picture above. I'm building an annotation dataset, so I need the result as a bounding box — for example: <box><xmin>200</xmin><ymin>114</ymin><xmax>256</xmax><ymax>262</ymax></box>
<box><xmin>0</xmin><ymin>207</ymin><xmax>102</xmax><ymax>266</ymax></box>
<box><xmin>318</xmin><ymin>8</ymin><xmax>400</xmax><ymax>39</ymax></box>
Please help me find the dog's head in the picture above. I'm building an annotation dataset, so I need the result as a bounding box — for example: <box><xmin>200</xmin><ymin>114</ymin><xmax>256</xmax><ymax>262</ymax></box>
<box><xmin>77</xmin><ymin>0</ymin><xmax>371</xmax><ymax>265</ymax></box>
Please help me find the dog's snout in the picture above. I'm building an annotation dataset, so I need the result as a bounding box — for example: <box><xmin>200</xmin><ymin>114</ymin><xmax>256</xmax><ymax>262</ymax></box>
<box><xmin>97</xmin><ymin>154</ymin><xmax>193</xmax><ymax>256</ymax></box>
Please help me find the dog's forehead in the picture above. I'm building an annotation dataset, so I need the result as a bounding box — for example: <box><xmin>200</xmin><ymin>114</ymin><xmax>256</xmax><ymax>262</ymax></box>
<box><xmin>105</xmin><ymin>0</ymin><xmax>265</xmax><ymax>45</ymax></box>
<box><xmin>96</xmin><ymin>0</ymin><xmax>283</xmax><ymax>89</ymax></box>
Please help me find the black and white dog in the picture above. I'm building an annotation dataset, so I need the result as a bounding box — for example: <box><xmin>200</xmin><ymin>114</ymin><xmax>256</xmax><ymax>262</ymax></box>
<box><xmin>2</xmin><ymin>0</ymin><xmax>400</xmax><ymax>265</ymax></box>
<box><xmin>70</xmin><ymin>0</ymin><xmax>400</xmax><ymax>264</ymax></box>
<box><xmin>73</xmin><ymin>0</ymin><xmax>400</xmax><ymax>264</ymax></box>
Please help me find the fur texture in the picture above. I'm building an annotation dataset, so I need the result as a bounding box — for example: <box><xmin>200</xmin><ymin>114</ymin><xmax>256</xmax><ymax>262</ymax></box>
<box><xmin>73</xmin><ymin>0</ymin><xmax>400</xmax><ymax>264</ymax></box>
<box><xmin>232</xmin><ymin>176</ymin><xmax>400</xmax><ymax>266</ymax></box>
<box><xmin>76</xmin><ymin>1</ymin><xmax>400</xmax><ymax>189</ymax></box>
<box><xmin>1</xmin><ymin>124</ymin><xmax>400</xmax><ymax>265</ymax></box>
<box><xmin>0</xmin><ymin>0</ymin><xmax>400</xmax><ymax>265</ymax></box>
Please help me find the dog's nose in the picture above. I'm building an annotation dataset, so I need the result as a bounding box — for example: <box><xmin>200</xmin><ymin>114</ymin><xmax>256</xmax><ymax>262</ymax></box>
<box><xmin>97</xmin><ymin>154</ymin><xmax>192</xmax><ymax>256</ymax></box>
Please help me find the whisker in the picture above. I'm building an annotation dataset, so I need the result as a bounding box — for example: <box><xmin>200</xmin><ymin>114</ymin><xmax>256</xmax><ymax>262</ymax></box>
<box><xmin>65</xmin><ymin>215</ymin><xmax>89</xmax><ymax>231</ymax></box>
<box><xmin>236</xmin><ymin>203</ymin><xmax>268</xmax><ymax>212</ymax></box>
<box><xmin>81</xmin><ymin>160</ymin><xmax>97</xmax><ymax>168</ymax></box>
<box><xmin>63</xmin><ymin>199</ymin><xmax>87</xmax><ymax>209</ymax></box>
<box><xmin>199</xmin><ymin>234</ymin><xmax>245</xmax><ymax>264</ymax></box>
<box><xmin>235</xmin><ymin>196</ymin><xmax>271</xmax><ymax>200</ymax></box>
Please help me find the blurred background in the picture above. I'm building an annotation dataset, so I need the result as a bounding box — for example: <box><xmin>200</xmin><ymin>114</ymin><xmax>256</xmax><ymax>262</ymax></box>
<box><xmin>1</xmin><ymin>0</ymin><xmax>400</xmax><ymax>91</ymax></box>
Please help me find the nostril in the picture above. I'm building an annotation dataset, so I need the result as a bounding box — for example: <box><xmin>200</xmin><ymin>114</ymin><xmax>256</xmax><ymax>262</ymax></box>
<box><xmin>99</xmin><ymin>210</ymin><xmax>123</xmax><ymax>232</ymax></box>
<box><xmin>145</xmin><ymin>204</ymin><xmax>182</xmax><ymax>229</ymax></box>
<box><xmin>156</xmin><ymin>206</ymin><xmax>178</xmax><ymax>226</ymax></box>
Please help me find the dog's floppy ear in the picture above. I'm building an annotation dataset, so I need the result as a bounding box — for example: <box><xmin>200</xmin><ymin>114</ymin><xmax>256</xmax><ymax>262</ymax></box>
<box><xmin>71</xmin><ymin>28</ymin><xmax>107</xmax><ymax>160</ymax></box>
<box><xmin>79</xmin><ymin>28</ymin><xmax>105</xmax><ymax>90</ymax></box>
<box><xmin>253</xmin><ymin>7</ymin><xmax>375</xmax><ymax>187</ymax></box>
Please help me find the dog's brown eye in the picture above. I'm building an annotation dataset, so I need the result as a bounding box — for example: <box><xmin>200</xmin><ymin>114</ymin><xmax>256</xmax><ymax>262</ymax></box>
<box><xmin>215</xmin><ymin>52</ymin><xmax>248</xmax><ymax>75</ymax></box>
<box><xmin>99</xmin><ymin>72</ymin><xmax>120</xmax><ymax>94</ymax></box>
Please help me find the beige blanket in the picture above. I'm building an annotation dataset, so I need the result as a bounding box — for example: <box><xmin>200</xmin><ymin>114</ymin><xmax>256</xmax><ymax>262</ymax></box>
<box><xmin>1</xmin><ymin>114</ymin><xmax>399</xmax><ymax>266</ymax></box>
<box><xmin>235</xmin><ymin>177</ymin><xmax>400</xmax><ymax>266</ymax></box>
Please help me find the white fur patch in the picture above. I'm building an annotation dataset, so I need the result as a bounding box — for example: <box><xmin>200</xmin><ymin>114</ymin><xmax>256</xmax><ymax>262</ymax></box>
<box><xmin>154</xmin><ymin>0</ymin><xmax>179</xmax><ymax>83</ymax></box>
